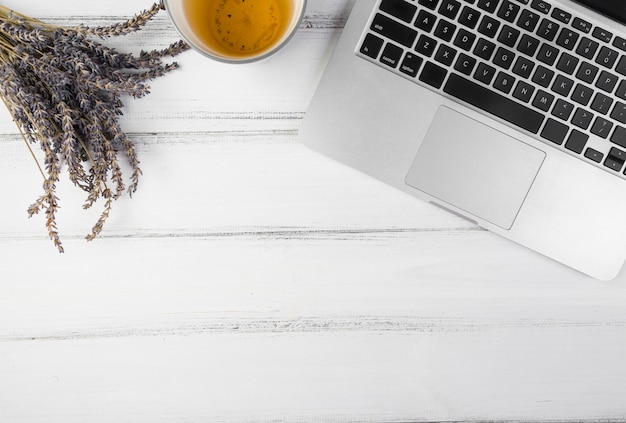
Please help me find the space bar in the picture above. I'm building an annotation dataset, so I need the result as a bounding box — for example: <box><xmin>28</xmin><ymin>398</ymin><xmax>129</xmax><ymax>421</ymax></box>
<box><xmin>443</xmin><ymin>74</ymin><xmax>545</xmax><ymax>134</ymax></box>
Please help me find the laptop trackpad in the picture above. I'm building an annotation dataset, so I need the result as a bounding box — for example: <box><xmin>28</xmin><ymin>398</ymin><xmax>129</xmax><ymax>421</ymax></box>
<box><xmin>405</xmin><ymin>106</ymin><xmax>545</xmax><ymax>230</ymax></box>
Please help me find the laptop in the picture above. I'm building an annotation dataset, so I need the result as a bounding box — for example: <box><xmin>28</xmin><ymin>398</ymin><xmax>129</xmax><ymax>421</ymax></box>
<box><xmin>299</xmin><ymin>0</ymin><xmax>626</xmax><ymax>280</ymax></box>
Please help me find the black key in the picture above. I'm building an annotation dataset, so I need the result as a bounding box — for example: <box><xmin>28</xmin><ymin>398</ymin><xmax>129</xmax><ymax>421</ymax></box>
<box><xmin>596</xmin><ymin>46</ymin><xmax>619</xmax><ymax>69</ymax></box>
<box><xmin>616</xmin><ymin>80</ymin><xmax>626</xmax><ymax>100</ymax></box>
<box><xmin>516</xmin><ymin>9</ymin><xmax>540</xmax><ymax>32</ymax></box>
<box><xmin>415</xmin><ymin>10</ymin><xmax>437</xmax><ymax>32</ymax></box>
<box><xmin>614</xmin><ymin>36</ymin><xmax>626</xmax><ymax>52</ymax></box>
<box><xmin>611</xmin><ymin>127</ymin><xmax>626</xmax><ymax>149</ymax></box>
<box><xmin>536</xmin><ymin>18</ymin><xmax>559</xmax><ymax>42</ymax></box>
<box><xmin>572</xmin><ymin>17</ymin><xmax>592</xmax><ymax>34</ymax></box>
<box><xmin>513</xmin><ymin>80</ymin><xmax>535</xmax><ymax>102</ymax></box>
<box><xmin>453</xmin><ymin>28</ymin><xmax>476</xmax><ymax>51</ymax></box>
<box><xmin>498</xmin><ymin>25</ymin><xmax>520</xmax><ymax>47</ymax></box>
<box><xmin>439</xmin><ymin>0</ymin><xmax>462</xmax><ymax>19</ymax></box>
<box><xmin>380</xmin><ymin>0</ymin><xmax>418</xmax><ymax>23</ymax></box>
<box><xmin>434</xmin><ymin>44</ymin><xmax>457</xmax><ymax>66</ymax></box>
<box><xmin>380</xmin><ymin>43</ymin><xmax>405</xmax><ymax>68</ymax></box>
<box><xmin>454</xmin><ymin>53</ymin><xmax>477</xmax><ymax>75</ymax></box>
<box><xmin>474</xmin><ymin>38</ymin><xmax>496</xmax><ymax>60</ymax></box>
<box><xmin>590</xmin><ymin>93</ymin><xmax>613</xmax><ymax>115</ymax></box>
<box><xmin>497</xmin><ymin>1</ymin><xmax>520</xmax><ymax>23</ymax></box>
<box><xmin>611</xmin><ymin>101</ymin><xmax>626</xmax><ymax>124</ymax></box>
<box><xmin>493</xmin><ymin>46</ymin><xmax>516</xmax><ymax>69</ymax></box>
<box><xmin>415</xmin><ymin>34</ymin><xmax>438</xmax><ymax>57</ymax></box>
<box><xmin>595</xmin><ymin>70</ymin><xmax>619</xmax><ymax>93</ymax></box>
<box><xmin>493</xmin><ymin>71</ymin><xmax>516</xmax><ymax>93</ymax></box>
<box><xmin>474</xmin><ymin>62</ymin><xmax>497</xmax><ymax>84</ymax></box>
<box><xmin>536</xmin><ymin>43</ymin><xmax>559</xmax><ymax>66</ymax></box>
<box><xmin>576</xmin><ymin>37</ymin><xmax>599</xmax><ymax>59</ymax></box>
<box><xmin>571</xmin><ymin>108</ymin><xmax>594</xmax><ymax>130</ymax></box>
<box><xmin>551</xmin><ymin>7</ymin><xmax>571</xmax><ymax>24</ymax></box>
<box><xmin>459</xmin><ymin>6</ymin><xmax>481</xmax><ymax>29</ymax></box>
<box><xmin>551</xmin><ymin>74</ymin><xmax>574</xmax><ymax>97</ymax></box>
<box><xmin>609</xmin><ymin>147</ymin><xmax>626</xmax><ymax>162</ymax></box>
<box><xmin>564</xmin><ymin>130</ymin><xmax>589</xmax><ymax>154</ymax></box>
<box><xmin>531</xmin><ymin>0</ymin><xmax>551</xmax><ymax>14</ymax></box>
<box><xmin>443</xmin><ymin>73</ymin><xmax>545</xmax><ymax>133</ymax></box>
<box><xmin>555</xmin><ymin>52</ymin><xmax>578</xmax><ymax>75</ymax></box>
<box><xmin>433</xmin><ymin>19</ymin><xmax>457</xmax><ymax>41</ymax></box>
<box><xmin>478</xmin><ymin>15</ymin><xmax>500</xmax><ymax>38</ymax></box>
<box><xmin>360</xmin><ymin>34</ymin><xmax>385</xmax><ymax>59</ymax></box>
<box><xmin>571</xmin><ymin>83</ymin><xmax>594</xmax><ymax>106</ymax></box>
<box><xmin>419</xmin><ymin>61</ymin><xmax>448</xmax><ymax>88</ymax></box>
<box><xmin>556</xmin><ymin>29</ymin><xmax>579</xmax><ymax>51</ymax></box>
<box><xmin>584</xmin><ymin>148</ymin><xmax>604</xmax><ymax>163</ymax></box>
<box><xmin>593</xmin><ymin>27</ymin><xmax>613</xmax><ymax>43</ymax></box>
<box><xmin>590</xmin><ymin>117</ymin><xmax>613</xmax><ymax>138</ymax></box>
<box><xmin>477</xmin><ymin>0</ymin><xmax>499</xmax><ymax>13</ymax></box>
<box><xmin>419</xmin><ymin>0</ymin><xmax>440</xmax><ymax>10</ymax></box>
<box><xmin>616</xmin><ymin>56</ymin><xmax>626</xmax><ymax>77</ymax></box>
<box><xmin>400</xmin><ymin>52</ymin><xmax>424</xmax><ymax>76</ymax></box>
<box><xmin>605</xmin><ymin>146</ymin><xmax>626</xmax><ymax>170</ymax></box>
<box><xmin>371</xmin><ymin>14</ymin><xmax>418</xmax><ymax>48</ymax></box>
<box><xmin>532</xmin><ymin>65</ymin><xmax>554</xmax><ymax>88</ymax></box>
<box><xmin>532</xmin><ymin>89</ymin><xmax>555</xmax><ymax>111</ymax></box>
<box><xmin>551</xmin><ymin>98</ymin><xmax>574</xmax><ymax>120</ymax></box>
<box><xmin>517</xmin><ymin>34</ymin><xmax>540</xmax><ymax>56</ymax></box>
<box><xmin>540</xmin><ymin>118</ymin><xmax>568</xmax><ymax>145</ymax></box>
<box><xmin>576</xmin><ymin>62</ymin><xmax>599</xmax><ymax>84</ymax></box>
<box><xmin>512</xmin><ymin>56</ymin><xmax>535</xmax><ymax>78</ymax></box>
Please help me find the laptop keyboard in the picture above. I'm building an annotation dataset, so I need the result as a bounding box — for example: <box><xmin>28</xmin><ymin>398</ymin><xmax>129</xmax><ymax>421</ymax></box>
<box><xmin>357</xmin><ymin>0</ymin><xmax>626</xmax><ymax>178</ymax></box>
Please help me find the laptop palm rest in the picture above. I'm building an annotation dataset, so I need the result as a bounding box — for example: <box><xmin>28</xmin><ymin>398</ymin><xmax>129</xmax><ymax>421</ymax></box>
<box><xmin>405</xmin><ymin>106</ymin><xmax>546</xmax><ymax>230</ymax></box>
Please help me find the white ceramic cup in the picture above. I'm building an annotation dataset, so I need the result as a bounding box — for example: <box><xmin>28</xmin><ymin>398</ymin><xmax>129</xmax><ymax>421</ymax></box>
<box><xmin>164</xmin><ymin>0</ymin><xmax>307</xmax><ymax>63</ymax></box>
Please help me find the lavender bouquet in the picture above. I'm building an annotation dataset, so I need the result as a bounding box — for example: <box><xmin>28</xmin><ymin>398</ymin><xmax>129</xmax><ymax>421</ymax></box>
<box><xmin>0</xmin><ymin>2</ymin><xmax>188</xmax><ymax>252</ymax></box>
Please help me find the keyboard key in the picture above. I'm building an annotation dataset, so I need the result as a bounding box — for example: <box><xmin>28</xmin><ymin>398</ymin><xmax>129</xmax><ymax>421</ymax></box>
<box><xmin>532</xmin><ymin>65</ymin><xmax>554</xmax><ymax>88</ymax></box>
<box><xmin>419</xmin><ymin>0</ymin><xmax>440</xmax><ymax>10</ymax></box>
<box><xmin>564</xmin><ymin>130</ymin><xmax>589</xmax><ymax>153</ymax></box>
<box><xmin>516</xmin><ymin>9</ymin><xmax>540</xmax><ymax>32</ymax></box>
<box><xmin>474</xmin><ymin>62</ymin><xmax>497</xmax><ymax>84</ymax></box>
<box><xmin>613</xmin><ymin>36</ymin><xmax>626</xmax><ymax>52</ymax></box>
<box><xmin>572</xmin><ymin>17</ymin><xmax>592</xmax><ymax>34</ymax></box>
<box><xmin>517</xmin><ymin>34</ymin><xmax>540</xmax><ymax>56</ymax></box>
<box><xmin>592</xmin><ymin>27</ymin><xmax>613</xmax><ymax>43</ymax></box>
<box><xmin>454</xmin><ymin>53</ymin><xmax>477</xmax><ymax>75</ymax></box>
<box><xmin>576</xmin><ymin>37</ymin><xmax>599</xmax><ymax>59</ymax></box>
<box><xmin>555</xmin><ymin>52</ymin><xmax>578</xmax><ymax>75</ymax></box>
<box><xmin>380</xmin><ymin>0</ymin><xmax>417</xmax><ymax>23</ymax></box>
<box><xmin>512</xmin><ymin>56</ymin><xmax>535</xmax><ymax>78</ymax></box>
<box><xmin>439</xmin><ymin>0</ymin><xmax>462</xmax><ymax>19</ymax></box>
<box><xmin>585</xmin><ymin>148</ymin><xmax>604</xmax><ymax>163</ymax></box>
<box><xmin>595</xmin><ymin>70</ymin><xmax>619</xmax><ymax>93</ymax></box>
<box><xmin>611</xmin><ymin>101</ymin><xmax>626</xmax><ymax>124</ymax></box>
<box><xmin>493</xmin><ymin>71</ymin><xmax>516</xmax><ymax>93</ymax></box>
<box><xmin>550</xmin><ymin>7</ymin><xmax>571</xmax><ymax>24</ymax></box>
<box><xmin>415</xmin><ymin>10</ymin><xmax>437</xmax><ymax>32</ymax></box>
<box><xmin>591</xmin><ymin>117</ymin><xmax>613</xmax><ymax>138</ymax></box>
<box><xmin>416</xmin><ymin>34</ymin><xmax>438</xmax><ymax>57</ymax></box>
<box><xmin>531</xmin><ymin>0</ymin><xmax>551</xmax><ymax>14</ymax></box>
<box><xmin>478</xmin><ymin>15</ymin><xmax>500</xmax><ymax>38</ymax></box>
<box><xmin>498</xmin><ymin>25</ymin><xmax>520</xmax><ymax>47</ymax></box>
<box><xmin>576</xmin><ymin>62</ymin><xmax>599</xmax><ymax>84</ymax></box>
<box><xmin>434</xmin><ymin>44</ymin><xmax>458</xmax><ymax>65</ymax></box>
<box><xmin>571</xmin><ymin>108</ymin><xmax>594</xmax><ymax>130</ymax></box>
<box><xmin>380</xmin><ymin>43</ymin><xmax>404</xmax><ymax>68</ymax></box>
<box><xmin>571</xmin><ymin>83</ymin><xmax>594</xmax><ymax>106</ymax></box>
<box><xmin>551</xmin><ymin>98</ymin><xmax>574</xmax><ymax>120</ymax></box>
<box><xmin>419</xmin><ymin>61</ymin><xmax>448</xmax><ymax>88</ymax></box>
<box><xmin>360</xmin><ymin>34</ymin><xmax>385</xmax><ymax>59</ymax></box>
<box><xmin>591</xmin><ymin>93</ymin><xmax>614</xmax><ymax>115</ymax></box>
<box><xmin>532</xmin><ymin>89</ymin><xmax>555</xmax><ymax>111</ymax></box>
<box><xmin>616</xmin><ymin>56</ymin><xmax>626</xmax><ymax>77</ymax></box>
<box><xmin>536</xmin><ymin>43</ymin><xmax>558</xmax><ymax>65</ymax></box>
<box><xmin>493</xmin><ymin>46</ymin><xmax>516</xmax><ymax>69</ymax></box>
<box><xmin>459</xmin><ymin>6</ymin><xmax>482</xmax><ymax>29</ymax></box>
<box><xmin>474</xmin><ymin>38</ymin><xmax>496</xmax><ymax>60</ymax></box>
<box><xmin>537</xmin><ymin>18</ymin><xmax>559</xmax><ymax>42</ymax></box>
<box><xmin>616</xmin><ymin>80</ymin><xmax>626</xmax><ymax>100</ymax></box>
<box><xmin>497</xmin><ymin>1</ymin><xmax>520</xmax><ymax>23</ymax></box>
<box><xmin>596</xmin><ymin>46</ymin><xmax>619</xmax><ymax>69</ymax></box>
<box><xmin>605</xmin><ymin>146</ymin><xmax>626</xmax><ymax>170</ymax></box>
<box><xmin>611</xmin><ymin>127</ymin><xmax>626</xmax><ymax>149</ymax></box>
<box><xmin>400</xmin><ymin>52</ymin><xmax>424</xmax><ymax>76</ymax></box>
<box><xmin>477</xmin><ymin>0</ymin><xmax>499</xmax><ymax>13</ymax></box>
<box><xmin>551</xmin><ymin>74</ymin><xmax>574</xmax><ymax>96</ymax></box>
<box><xmin>540</xmin><ymin>118</ymin><xmax>568</xmax><ymax>144</ymax></box>
<box><xmin>371</xmin><ymin>14</ymin><xmax>418</xmax><ymax>48</ymax></box>
<box><xmin>453</xmin><ymin>28</ymin><xmax>476</xmax><ymax>50</ymax></box>
<box><xmin>513</xmin><ymin>80</ymin><xmax>535</xmax><ymax>102</ymax></box>
<box><xmin>433</xmin><ymin>19</ymin><xmax>457</xmax><ymax>41</ymax></box>
<box><xmin>443</xmin><ymin>73</ymin><xmax>545</xmax><ymax>133</ymax></box>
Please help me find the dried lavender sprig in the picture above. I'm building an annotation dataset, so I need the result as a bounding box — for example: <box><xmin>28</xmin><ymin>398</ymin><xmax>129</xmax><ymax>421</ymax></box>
<box><xmin>73</xmin><ymin>2</ymin><xmax>164</xmax><ymax>39</ymax></box>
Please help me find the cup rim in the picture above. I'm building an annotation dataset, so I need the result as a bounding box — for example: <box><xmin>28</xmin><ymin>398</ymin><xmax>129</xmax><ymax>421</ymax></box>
<box><xmin>163</xmin><ymin>0</ymin><xmax>307</xmax><ymax>64</ymax></box>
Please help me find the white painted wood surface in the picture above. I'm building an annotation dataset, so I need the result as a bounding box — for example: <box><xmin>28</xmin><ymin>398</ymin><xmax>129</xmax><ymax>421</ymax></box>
<box><xmin>1</xmin><ymin>1</ymin><xmax>626</xmax><ymax>421</ymax></box>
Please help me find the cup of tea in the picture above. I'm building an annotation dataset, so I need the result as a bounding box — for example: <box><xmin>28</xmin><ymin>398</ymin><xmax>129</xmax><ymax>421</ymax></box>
<box><xmin>164</xmin><ymin>0</ymin><xmax>307</xmax><ymax>63</ymax></box>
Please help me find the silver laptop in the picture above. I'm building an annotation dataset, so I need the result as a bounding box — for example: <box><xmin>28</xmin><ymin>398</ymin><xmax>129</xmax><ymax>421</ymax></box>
<box><xmin>300</xmin><ymin>0</ymin><xmax>626</xmax><ymax>280</ymax></box>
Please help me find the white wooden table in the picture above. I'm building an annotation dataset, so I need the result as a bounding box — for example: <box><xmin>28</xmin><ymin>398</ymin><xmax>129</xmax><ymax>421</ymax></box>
<box><xmin>1</xmin><ymin>1</ymin><xmax>626</xmax><ymax>421</ymax></box>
